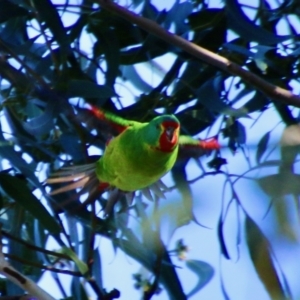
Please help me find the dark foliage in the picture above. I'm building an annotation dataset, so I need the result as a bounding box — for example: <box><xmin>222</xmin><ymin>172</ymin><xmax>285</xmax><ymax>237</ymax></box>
<box><xmin>0</xmin><ymin>0</ymin><xmax>299</xmax><ymax>299</ymax></box>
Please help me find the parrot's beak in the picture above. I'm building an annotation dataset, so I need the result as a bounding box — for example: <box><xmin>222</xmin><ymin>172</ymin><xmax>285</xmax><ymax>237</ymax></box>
<box><xmin>158</xmin><ymin>120</ymin><xmax>180</xmax><ymax>152</ymax></box>
<box><xmin>165</xmin><ymin>126</ymin><xmax>176</xmax><ymax>141</ymax></box>
<box><xmin>164</xmin><ymin>122</ymin><xmax>179</xmax><ymax>145</ymax></box>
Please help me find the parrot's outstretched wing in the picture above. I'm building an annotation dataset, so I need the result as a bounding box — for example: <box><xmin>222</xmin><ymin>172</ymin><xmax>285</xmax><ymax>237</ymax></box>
<box><xmin>89</xmin><ymin>105</ymin><xmax>140</xmax><ymax>134</ymax></box>
<box><xmin>178</xmin><ymin>135</ymin><xmax>220</xmax><ymax>159</ymax></box>
<box><xmin>75</xmin><ymin>106</ymin><xmax>141</xmax><ymax>141</ymax></box>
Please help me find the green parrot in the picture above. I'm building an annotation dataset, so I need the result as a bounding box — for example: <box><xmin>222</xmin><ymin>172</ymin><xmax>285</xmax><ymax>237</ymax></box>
<box><xmin>47</xmin><ymin>106</ymin><xmax>220</xmax><ymax>211</ymax></box>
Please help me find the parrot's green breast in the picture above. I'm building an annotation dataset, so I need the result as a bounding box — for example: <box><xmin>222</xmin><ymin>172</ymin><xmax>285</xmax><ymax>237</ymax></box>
<box><xmin>95</xmin><ymin>122</ymin><xmax>179</xmax><ymax>191</ymax></box>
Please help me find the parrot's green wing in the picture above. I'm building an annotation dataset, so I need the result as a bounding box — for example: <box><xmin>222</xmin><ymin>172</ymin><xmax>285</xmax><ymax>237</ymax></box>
<box><xmin>89</xmin><ymin>105</ymin><xmax>140</xmax><ymax>134</ymax></box>
<box><xmin>178</xmin><ymin>135</ymin><xmax>220</xmax><ymax>159</ymax></box>
<box><xmin>75</xmin><ymin>106</ymin><xmax>141</xmax><ymax>141</ymax></box>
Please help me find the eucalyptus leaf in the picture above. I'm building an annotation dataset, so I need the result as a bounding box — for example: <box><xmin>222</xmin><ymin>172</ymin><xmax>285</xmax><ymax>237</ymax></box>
<box><xmin>256</xmin><ymin>131</ymin><xmax>270</xmax><ymax>164</ymax></box>
<box><xmin>246</xmin><ymin>215</ymin><xmax>288</xmax><ymax>300</ymax></box>
<box><xmin>217</xmin><ymin>216</ymin><xmax>230</xmax><ymax>259</ymax></box>
<box><xmin>0</xmin><ymin>141</ymin><xmax>41</xmax><ymax>188</ymax></box>
<box><xmin>121</xmin><ymin>65</ymin><xmax>153</xmax><ymax>93</ymax></box>
<box><xmin>0</xmin><ymin>0</ymin><xmax>28</xmax><ymax>23</ymax></box>
<box><xmin>67</xmin><ymin>80</ymin><xmax>116</xmax><ymax>99</ymax></box>
<box><xmin>225</xmin><ymin>0</ymin><xmax>291</xmax><ymax>45</ymax></box>
<box><xmin>186</xmin><ymin>260</ymin><xmax>214</xmax><ymax>297</ymax></box>
<box><xmin>92</xmin><ymin>249</ymin><xmax>103</xmax><ymax>290</ymax></box>
<box><xmin>197</xmin><ymin>77</ymin><xmax>248</xmax><ymax>117</ymax></box>
<box><xmin>31</xmin><ymin>0</ymin><xmax>70</xmax><ymax>53</ymax></box>
<box><xmin>71</xmin><ymin>277</ymin><xmax>90</xmax><ymax>300</ymax></box>
<box><xmin>0</xmin><ymin>173</ymin><xmax>61</xmax><ymax>236</ymax></box>
<box><xmin>62</xmin><ymin>247</ymin><xmax>89</xmax><ymax>275</ymax></box>
<box><xmin>23</xmin><ymin>102</ymin><xmax>55</xmax><ymax>137</ymax></box>
<box><xmin>59</xmin><ymin>133</ymin><xmax>84</xmax><ymax>163</ymax></box>
<box><xmin>258</xmin><ymin>173</ymin><xmax>300</xmax><ymax>197</ymax></box>
<box><xmin>164</xmin><ymin>1</ymin><xmax>193</xmax><ymax>34</ymax></box>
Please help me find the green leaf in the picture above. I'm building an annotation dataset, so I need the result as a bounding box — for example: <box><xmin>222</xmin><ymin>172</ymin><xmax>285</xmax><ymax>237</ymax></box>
<box><xmin>59</xmin><ymin>133</ymin><xmax>84</xmax><ymax>163</ymax></box>
<box><xmin>185</xmin><ymin>260</ymin><xmax>214</xmax><ymax>297</ymax></box>
<box><xmin>92</xmin><ymin>249</ymin><xmax>103</xmax><ymax>289</ymax></box>
<box><xmin>258</xmin><ymin>173</ymin><xmax>300</xmax><ymax>197</ymax></box>
<box><xmin>67</xmin><ymin>80</ymin><xmax>116</xmax><ymax>99</ymax></box>
<box><xmin>71</xmin><ymin>277</ymin><xmax>90</xmax><ymax>300</ymax></box>
<box><xmin>117</xmin><ymin>229</ymin><xmax>186</xmax><ymax>300</ymax></box>
<box><xmin>246</xmin><ymin>215</ymin><xmax>288</xmax><ymax>300</ymax></box>
<box><xmin>225</xmin><ymin>0</ymin><xmax>291</xmax><ymax>45</ymax></box>
<box><xmin>217</xmin><ymin>217</ymin><xmax>230</xmax><ymax>259</ymax></box>
<box><xmin>188</xmin><ymin>9</ymin><xmax>225</xmax><ymax>36</ymax></box>
<box><xmin>256</xmin><ymin>131</ymin><xmax>270</xmax><ymax>164</ymax></box>
<box><xmin>62</xmin><ymin>247</ymin><xmax>89</xmax><ymax>275</ymax></box>
<box><xmin>0</xmin><ymin>128</ymin><xmax>41</xmax><ymax>189</ymax></box>
<box><xmin>171</xmin><ymin>162</ymin><xmax>194</xmax><ymax>227</ymax></box>
<box><xmin>4</xmin><ymin>106</ymin><xmax>34</xmax><ymax>140</ymax></box>
<box><xmin>121</xmin><ymin>65</ymin><xmax>153</xmax><ymax>93</ymax></box>
<box><xmin>95</xmin><ymin>28</ymin><xmax>120</xmax><ymax>87</ymax></box>
<box><xmin>177</xmin><ymin>107</ymin><xmax>216</xmax><ymax>135</ymax></box>
<box><xmin>243</xmin><ymin>92</ymin><xmax>269</xmax><ymax>113</ymax></box>
<box><xmin>31</xmin><ymin>0</ymin><xmax>70</xmax><ymax>53</ymax></box>
<box><xmin>0</xmin><ymin>0</ymin><xmax>28</xmax><ymax>23</ymax></box>
<box><xmin>23</xmin><ymin>102</ymin><xmax>55</xmax><ymax>137</ymax></box>
<box><xmin>196</xmin><ymin>77</ymin><xmax>248</xmax><ymax>118</ymax></box>
<box><xmin>119</xmin><ymin>228</ymin><xmax>152</xmax><ymax>266</ymax></box>
<box><xmin>223</xmin><ymin>43</ymin><xmax>253</xmax><ymax>57</ymax></box>
<box><xmin>0</xmin><ymin>173</ymin><xmax>61</xmax><ymax>236</ymax></box>
<box><xmin>165</xmin><ymin>1</ymin><xmax>193</xmax><ymax>34</ymax></box>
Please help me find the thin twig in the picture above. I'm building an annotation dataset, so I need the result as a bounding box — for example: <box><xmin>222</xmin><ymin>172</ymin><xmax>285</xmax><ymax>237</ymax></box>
<box><xmin>4</xmin><ymin>253</ymin><xmax>82</xmax><ymax>277</ymax></box>
<box><xmin>1</xmin><ymin>230</ymin><xmax>70</xmax><ymax>260</ymax></box>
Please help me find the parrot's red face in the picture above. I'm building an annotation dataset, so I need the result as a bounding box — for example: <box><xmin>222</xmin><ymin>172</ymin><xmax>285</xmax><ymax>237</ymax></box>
<box><xmin>159</xmin><ymin>121</ymin><xmax>180</xmax><ymax>152</ymax></box>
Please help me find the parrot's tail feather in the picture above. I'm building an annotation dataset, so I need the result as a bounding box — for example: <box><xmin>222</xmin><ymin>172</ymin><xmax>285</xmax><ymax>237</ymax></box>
<box><xmin>47</xmin><ymin>173</ymin><xmax>88</xmax><ymax>184</ymax></box>
<box><xmin>49</xmin><ymin>177</ymin><xmax>90</xmax><ymax>195</ymax></box>
<box><xmin>78</xmin><ymin>176</ymin><xmax>101</xmax><ymax>197</ymax></box>
<box><xmin>60</xmin><ymin>164</ymin><xmax>97</xmax><ymax>172</ymax></box>
<box><xmin>47</xmin><ymin>163</ymin><xmax>106</xmax><ymax>196</ymax></box>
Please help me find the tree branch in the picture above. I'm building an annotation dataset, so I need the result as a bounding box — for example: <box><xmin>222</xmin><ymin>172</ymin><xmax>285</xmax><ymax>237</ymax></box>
<box><xmin>0</xmin><ymin>237</ymin><xmax>55</xmax><ymax>300</ymax></box>
<box><xmin>97</xmin><ymin>0</ymin><xmax>300</xmax><ymax>108</ymax></box>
